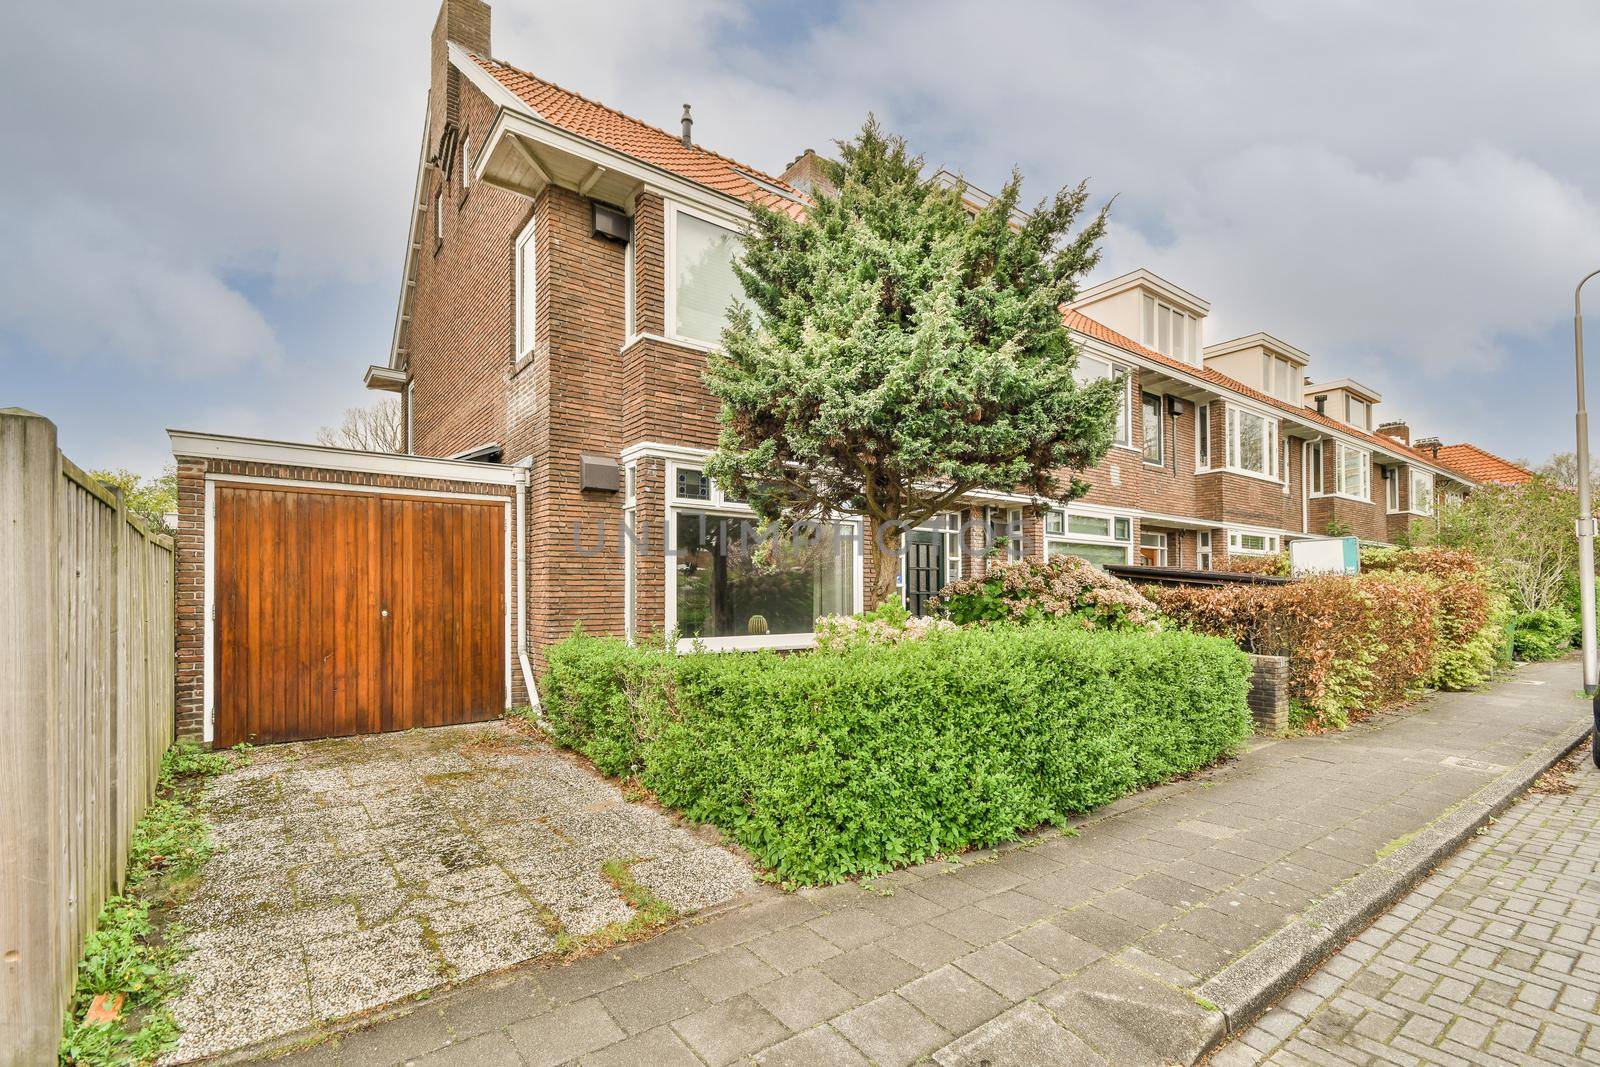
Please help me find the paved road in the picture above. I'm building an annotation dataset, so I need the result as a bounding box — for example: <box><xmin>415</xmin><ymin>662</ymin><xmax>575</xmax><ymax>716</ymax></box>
<box><xmin>1219</xmin><ymin>741</ymin><xmax>1600</xmax><ymax>1066</ymax></box>
<box><xmin>263</xmin><ymin>660</ymin><xmax>1586</xmax><ymax>1067</ymax></box>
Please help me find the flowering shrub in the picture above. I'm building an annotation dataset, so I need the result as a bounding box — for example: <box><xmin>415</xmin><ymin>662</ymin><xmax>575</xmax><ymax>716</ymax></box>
<box><xmin>1147</xmin><ymin>572</ymin><xmax>1438</xmax><ymax>729</ymax></box>
<box><xmin>815</xmin><ymin>601</ymin><xmax>957</xmax><ymax>651</ymax></box>
<box><xmin>930</xmin><ymin>556</ymin><xmax>1160</xmax><ymax>630</ymax></box>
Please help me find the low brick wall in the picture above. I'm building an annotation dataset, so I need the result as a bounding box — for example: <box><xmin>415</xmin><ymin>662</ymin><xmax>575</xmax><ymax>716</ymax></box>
<box><xmin>1247</xmin><ymin>653</ymin><xmax>1290</xmax><ymax>733</ymax></box>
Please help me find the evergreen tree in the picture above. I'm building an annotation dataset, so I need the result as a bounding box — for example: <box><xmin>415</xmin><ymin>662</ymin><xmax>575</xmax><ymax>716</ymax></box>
<box><xmin>704</xmin><ymin>118</ymin><xmax>1122</xmax><ymax>607</ymax></box>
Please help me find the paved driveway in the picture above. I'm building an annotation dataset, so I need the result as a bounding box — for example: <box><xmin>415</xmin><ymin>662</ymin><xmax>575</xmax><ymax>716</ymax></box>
<box><xmin>164</xmin><ymin>721</ymin><xmax>753</xmax><ymax>1062</ymax></box>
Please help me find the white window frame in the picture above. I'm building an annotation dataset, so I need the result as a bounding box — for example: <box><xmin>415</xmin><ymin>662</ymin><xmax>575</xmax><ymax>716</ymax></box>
<box><xmin>1139</xmin><ymin>530</ymin><xmax>1168</xmax><ymax>566</ymax></box>
<box><xmin>623</xmin><ymin>232</ymin><xmax>636</xmax><ymax>341</ymax></box>
<box><xmin>1409</xmin><ymin>468</ymin><xmax>1434</xmax><ymax>516</ymax></box>
<box><xmin>514</xmin><ymin>217</ymin><xmax>537</xmax><ymax>360</ymax></box>
<box><xmin>663</xmin><ymin>459</ymin><xmax>863</xmax><ymax>651</ymax></box>
<box><xmin>1141</xmin><ymin>294</ymin><xmax>1196</xmax><ymax>363</ymax></box>
<box><xmin>1386</xmin><ymin>467</ymin><xmax>1401</xmax><ymax>512</ymax></box>
<box><xmin>1197</xmin><ymin>530</ymin><xmax>1213</xmax><ymax>569</ymax></box>
<box><xmin>461</xmin><ymin>131</ymin><xmax>472</xmax><ymax>190</ymax></box>
<box><xmin>1346</xmin><ymin>395</ymin><xmax>1371</xmax><ymax>430</ymax></box>
<box><xmin>434</xmin><ymin>188</ymin><xmax>444</xmax><ymax>241</ymax></box>
<box><xmin>1045</xmin><ymin>505</ymin><xmax>1133</xmax><ymax>565</ymax></box>
<box><xmin>1195</xmin><ymin>402</ymin><xmax>1212</xmax><ymax>471</ymax></box>
<box><xmin>1305</xmin><ymin>440</ymin><xmax>1324</xmax><ymax>495</ymax></box>
<box><xmin>1227</xmin><ymin>529</ymin><xmax>1281</xmax><ymax>556</ymax></box>
<box><xmin>1333</xmin><ymin>443</ymin><xmax>1372</xmax><ymax>501</ymax></box>
<box><xmin>404</xmin><ymin>378</ymin><xmax>415</xmax><ymax>455</ymax></box>
<box><xmin>1222</xmin><ymin>405</ymin><xmax>1280</xmax><ymax>482</ymax></box>
<box><xmin>1074</xmin><ymin>352</ymin><xmax>1132</xmax><ymax>448</ymax></box>
<box><xmin>664</xmin><ymin>200</ymin><xmax>746</xmax><ymax>351</ymax></box>
<box><xmin>1142</xmin><ymin>392</ymin><xmax>1165</xmax><ymax>466</ymax></box>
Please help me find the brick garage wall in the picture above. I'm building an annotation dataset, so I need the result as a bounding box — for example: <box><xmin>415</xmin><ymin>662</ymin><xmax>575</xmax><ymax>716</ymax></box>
<box><xmin>171</xmin><ymin>455</ymin><xmax>520</xmax><ymax>742</ymax></box>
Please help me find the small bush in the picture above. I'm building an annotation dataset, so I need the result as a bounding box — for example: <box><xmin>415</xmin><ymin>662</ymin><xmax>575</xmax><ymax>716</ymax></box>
<box><xmin>1513</xmin><ymin>608</ymin><xmax>1577</xmax><ymax>661</ymax></box>
<box><xmin>1218</xmin><ymin>552</ymin><xmax>1289</xmax><ymax>577</ymax></box>
<box><xmin>930</xmin><ymin>556</ymin><xmax>1159</xmax><ymax>630</ymax></box>
<box><xmin>814</xmin><ymin>600</ymin><xmax>958</xmax><ymax>651</ymax></box>
<box><xmin>541</xmin><ymin>625</ymin><xmax>1250</xmax><ymax>884</ymax></box>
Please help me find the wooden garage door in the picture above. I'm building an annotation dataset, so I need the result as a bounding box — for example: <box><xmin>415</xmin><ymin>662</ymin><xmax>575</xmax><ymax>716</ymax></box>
<box><xmin>214</xmin><ymin>483</ymin><xmax>506</xmax><ymax>746</ymax></box>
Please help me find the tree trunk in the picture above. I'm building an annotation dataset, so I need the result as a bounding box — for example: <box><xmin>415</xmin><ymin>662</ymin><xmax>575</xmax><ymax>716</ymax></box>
<box><xmin>870</xmin><ymin>519</ymin><xmax>903</xmax><ymax>609</ymax></box>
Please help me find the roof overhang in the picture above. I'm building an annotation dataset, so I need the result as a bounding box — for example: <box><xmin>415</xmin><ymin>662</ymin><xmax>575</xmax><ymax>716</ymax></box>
<box><xmin>167</xmin><ymin>429</ymin><xmax>524</xmax><ymax>485</ymax></box>
<box><xmin>1305</xmin><ymin>377</ymin><xmax>1382</xmax><ymax>403</ymax></box>
<box><xmin>1203</xmin><ymin>332</ymin><xmax>1311</xmax><ymax>367</ymax></box>
<box><xmin>1069</xmin><ymin>268</ymin><xmax>1211</xmax><ymax>318</ymax></box>
<box><xmin>364</xmin><ymin>364</ymin><xmax>408</xmax><ymax>392</ymax></box>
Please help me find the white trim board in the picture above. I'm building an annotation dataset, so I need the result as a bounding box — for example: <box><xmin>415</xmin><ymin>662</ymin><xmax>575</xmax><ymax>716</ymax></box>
<box><xmin>169</xmin><ymin>429</ymin><xmax>523</xmax><ymax>485</ymax></box>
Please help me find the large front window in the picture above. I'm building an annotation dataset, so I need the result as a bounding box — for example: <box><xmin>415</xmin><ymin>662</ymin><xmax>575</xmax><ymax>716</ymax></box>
<box><xmin>672</xmin><ymin>208</ymin><xmax>743</xmax><ymax>346</ymax></box>
<box><xmin>672</xmin><ymin>513</ymin><xmax>856</xmax><ymax>642</ymax></box>
<box><xmin>1225</xmin><ymin>407</ymin><xmax>1279</xmax><ymax>479</ymax></box>
<box><xmin>1336</xmin><ymin>444</ymin><xmax>1371</xmax><ymax>500</ymax></box>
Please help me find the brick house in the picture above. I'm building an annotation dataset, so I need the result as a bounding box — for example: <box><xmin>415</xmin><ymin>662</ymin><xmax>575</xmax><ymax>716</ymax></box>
<box><xmin>355</xmin><ymin>0</ymin><xmax>1476</xmax><ymax>656</ymax></box>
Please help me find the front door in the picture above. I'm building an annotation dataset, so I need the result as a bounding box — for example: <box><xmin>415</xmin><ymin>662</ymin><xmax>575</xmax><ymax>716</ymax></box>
<box><xmin>905</xmin><ymin>529</ymin><xmax>948</xmax><ymax>616</ymax></box>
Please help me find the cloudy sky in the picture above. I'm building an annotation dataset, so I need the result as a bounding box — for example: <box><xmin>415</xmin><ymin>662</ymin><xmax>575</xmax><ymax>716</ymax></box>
<box><xmin>4</xmin><ymin>0</ymin><xmax>1598</xmax><ymax>477</ymax></box>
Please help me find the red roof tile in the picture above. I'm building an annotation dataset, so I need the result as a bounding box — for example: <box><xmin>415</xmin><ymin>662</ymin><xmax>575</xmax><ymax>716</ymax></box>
<box><xmin>1430</xmin><ymin>444</ymin><xmax>1533</xmax><ymax>485</ymax></box>
<box><xmin>1061</xmin><ymin>308</ymin><xmax>1465</xmax><ymax>476</ymax></box>
<box><xmin>467</xmin><ymin>52</ymin><xmax>805</xmax><ymax>215</ymax></box>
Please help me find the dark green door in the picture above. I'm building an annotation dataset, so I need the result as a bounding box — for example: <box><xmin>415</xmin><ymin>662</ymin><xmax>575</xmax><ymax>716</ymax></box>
<box><xmin>906</xmin><ymin>529</ymin><xmax>947</xmax><ymax>616</ymax></box>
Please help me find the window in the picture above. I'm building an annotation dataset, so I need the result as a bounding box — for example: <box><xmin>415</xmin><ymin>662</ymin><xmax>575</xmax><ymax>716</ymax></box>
<box><xmin>987</xmin><ymin>508</ymin><xmax>1024</xmax><ymax>561</ymax></box>
<box><xmin>1197</xmin><ymin>531</ymin><xmax>1212</xmax><ymax>569</ymax></box>
<box><xmin>404</xmin><ymin>379</ymin><xmax>415</xmax><ymax>454</ymax></box>
<box><xmin>514</xmin><ymin>218</ymin><xmax>536</xmax><ymax>358</ymax></box>
<box><xmin>674</xmin><ymin>466</ymin><xmax>712</xmax><ymax>500</ymax></box>
<box><xmin>1139</xmin><ymin>531</ymin><xmax>1168</xmax><ymax>566</ymax></box>
<box><xmin>461</xmin><ymin>133</ymin><xmax>472</xmax><ymax>190</ymax></box>
<box><xmin>1141</xmin><ymin>294</ymin><xmax>1196</xmax><ymax>362</ymax></box>
<box><xmin>671</xmin><ymin>208</ymin><xmax>743</xmax><ymax>346</ymax></box>
<box><xmin>1410</xmin><ymin>469</ymin><xmax>1434</xmax><ymax>515</ymax></box>
<box><xmin>434</xmin><ymin>189</ymin><xmax>444</xmax><ymax>241</ymax></box>
<box><xmin>1045</xmin><ymin>508</ymin><xmax>1131</xmax><ymax>569</ymax></box>
<box><xmin>1196</xmin><ymin>402</ymin><xmax>1211</xmax><ymax>469</ymax></box>
<box><xmin>1262</xmin><ymin>354</ymin><xmax>1296</xmax><ymax>401</ymax></box>
<box><xmin>672</xmin><ymin>513</ymin><xmax>856</xmax><ymax>642</ymax></box>
<box><xmin>1335</xmin><ymin>443</ymin><xmax>1371</xmax><ymax>500</ymax></box>
<box><xmin>1346</xmin><ymin>395</ymin><xmax>1371</xmax><ymax>430</ymax></box>
<box><xmin>1386</xmin><ymin>467</ymin><xmax>1400</xmax><ymax>511</ymax></box>
<box><xmin>623</xmin><ymin>235</ymin><xmax>636</xmax><ymax>339</ymax></box>
<box><xmin>1142</xmin><ymin>393</ymin><xmax>1164</xmax><ymax>465</ymax></box>
<box><xmin>1306</xmin><ymin>441</ymin><xmax>1324</xmax><ymax>494</ymax></box>
<box><xmin>1074</xmin><ymin>353</ymin><xmax>1130</xmax><ymax>446</ymax></box>
<box><xmin>1228</xmin><ymin>530</ymin><xmax>1280</xmax><ymax>555</ymax></box>
<box><xmin>1225</xmin><ymin>406</ymin><xmax>1279</xmax><ymax>479</ymax></box>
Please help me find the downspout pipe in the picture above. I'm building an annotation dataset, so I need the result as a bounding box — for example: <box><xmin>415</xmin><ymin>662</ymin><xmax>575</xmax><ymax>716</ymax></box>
<box><xmin>514</xmin><ymin>458</ymin><xmax>545</xmax><ymax>724</ymax></box>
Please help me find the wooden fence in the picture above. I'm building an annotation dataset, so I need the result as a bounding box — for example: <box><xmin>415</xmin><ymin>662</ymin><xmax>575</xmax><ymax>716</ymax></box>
<box><xmin>1</xmin><ymin>408</ymin><xmax>176</xmax><ymax>1066</ymax></box>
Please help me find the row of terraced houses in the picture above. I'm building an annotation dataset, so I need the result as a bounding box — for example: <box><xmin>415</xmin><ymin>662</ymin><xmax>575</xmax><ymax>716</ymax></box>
<box><xmin>170</xmin><ymin>0</ymin><xmax>1535</xmax><ymax>746</ymax></box>
<box><xmin>367</xmin><ymin>0</ymin><xmax>1536</xmax><ymax>652</ymax></box>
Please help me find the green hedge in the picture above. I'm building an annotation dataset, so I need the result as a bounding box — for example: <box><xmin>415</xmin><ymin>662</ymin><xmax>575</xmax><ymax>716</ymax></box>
<box><xmin>541</xmin><ymin>625</ymin><xmax>1251</xmax><ymax>884</ymax></box>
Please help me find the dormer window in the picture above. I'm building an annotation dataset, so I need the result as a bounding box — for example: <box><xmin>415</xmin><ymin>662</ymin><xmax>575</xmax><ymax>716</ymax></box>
<box><xmin>1141</xmin><ymin>295</ymin><xmax>1195</xmax><ymax>361</ymax></box>
<box><xmin>1346</xmin><ymin>395</ymin><xmax>1371</xmax><ymax>430</ymax></box>
<box><xmin>1263</xmin><ymin>354</ymin><xmax>1296</xmax><ymax>401</ymax></box>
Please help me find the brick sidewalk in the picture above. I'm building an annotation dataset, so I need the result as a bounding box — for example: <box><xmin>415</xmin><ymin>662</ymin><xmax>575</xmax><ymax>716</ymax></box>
<box><xmin>262</xmin><ymin>660</ymin><xmax>1586</xmax><ymax>1067</ymax></box>
<box><xmin>1218</xmin><ymin>740</ymin><xmax>1600</xmax><ymax>1066</ymax></box>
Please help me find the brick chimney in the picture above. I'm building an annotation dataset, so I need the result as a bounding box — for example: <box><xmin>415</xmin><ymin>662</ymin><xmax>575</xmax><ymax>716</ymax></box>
<box><xmin>1376</xmin><ymin>419</ymin><xmax>1410</xmax><ymax>446</ymax></box>
<box><xmin>430</xmin><ymin>0</ymin><xmax>492</xmax><ymax>139</ymax></box>
<box><xmin>1413</xmin><ymin>436</ymin><xmax>1442</xmax><ymax>459</ymax></box>
<box><xmin>780</xmin><ymin>149</ymin><xmax>838</xmax><ymax>198</ymax></box>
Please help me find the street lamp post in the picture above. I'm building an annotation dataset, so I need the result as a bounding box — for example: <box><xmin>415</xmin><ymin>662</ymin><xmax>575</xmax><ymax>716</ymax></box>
<box><xmin>1575</xmin><ymin>268</ymin><xmax>1600</xmax><ymax>767</ymax></box>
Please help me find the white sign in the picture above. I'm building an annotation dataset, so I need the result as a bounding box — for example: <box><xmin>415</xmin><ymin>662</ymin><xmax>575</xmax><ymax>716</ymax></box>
<box><xmin>1289</xmin><ymin>536</ymin><xmax>1359</xmax><ymax>576</ymax></box>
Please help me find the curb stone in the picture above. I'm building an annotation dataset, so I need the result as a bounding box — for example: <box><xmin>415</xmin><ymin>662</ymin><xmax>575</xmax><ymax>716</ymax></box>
<box><xmin>1190</xmin><ymin>717</ymin><xmax>1592</xmax><ymax>1062</ymax></box>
